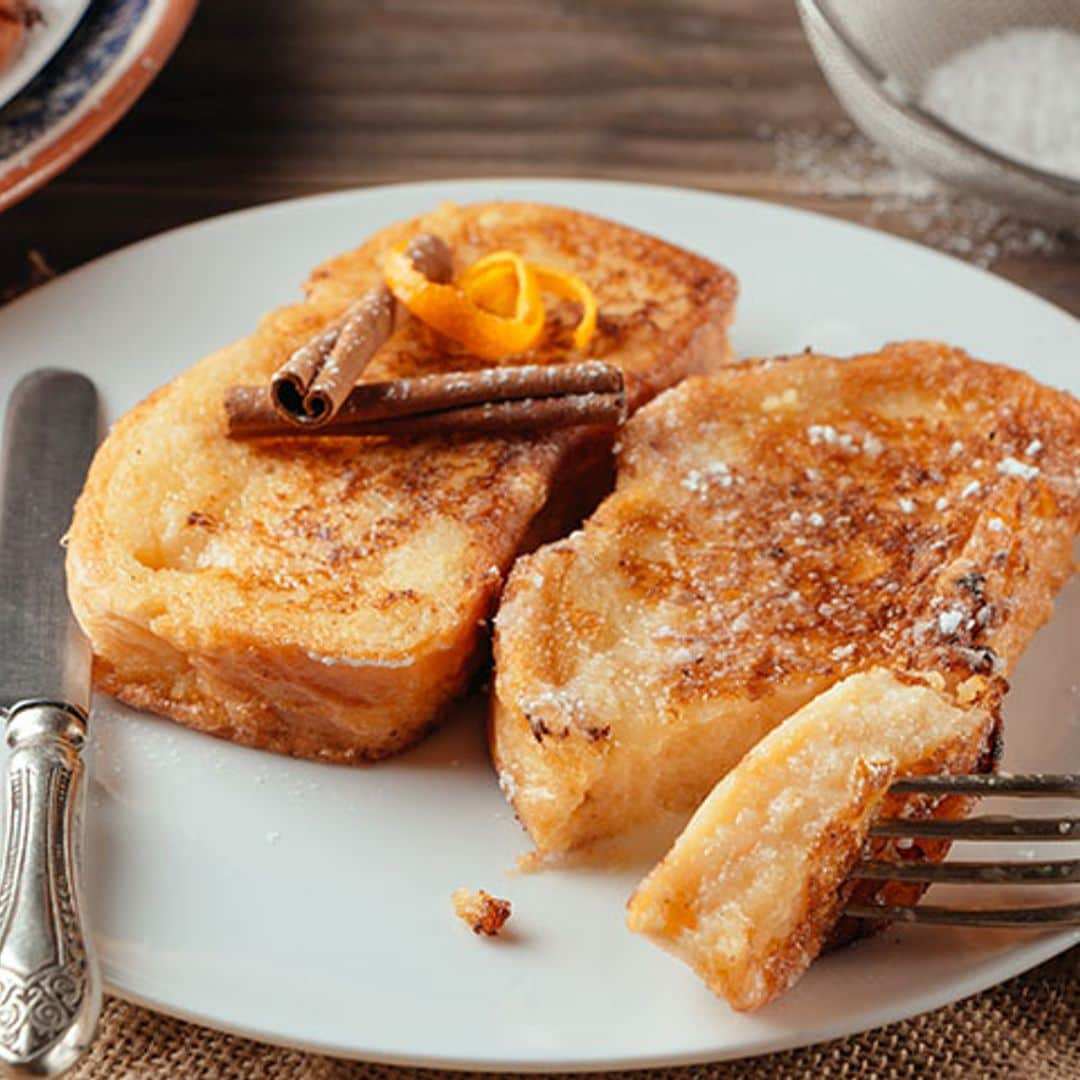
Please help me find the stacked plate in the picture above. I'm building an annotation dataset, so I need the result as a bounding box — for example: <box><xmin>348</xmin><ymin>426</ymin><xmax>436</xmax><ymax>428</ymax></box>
<box><xmin>0</xmin><ymin>0</ymin><xmax>195</xmax><ymax>212</ymax></box>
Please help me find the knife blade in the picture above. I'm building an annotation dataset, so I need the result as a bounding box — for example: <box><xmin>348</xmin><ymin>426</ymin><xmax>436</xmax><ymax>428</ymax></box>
<box><xmin>0</xmin><ymin>368</ymin><xmax>102</xmax><ymax>1077</ymax></box>
<box><xmin>0</xmin><ymin>369</ymin><xmax>98</xmax><ymax>712</ymax></box>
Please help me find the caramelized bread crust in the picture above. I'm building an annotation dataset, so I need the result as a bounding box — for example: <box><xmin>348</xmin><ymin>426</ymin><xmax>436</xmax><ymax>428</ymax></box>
<box><xmin>492</xmin><ymin>342</ymin><xmax>1080</xmax><ymax>853</ymax></box>
<box><xmin>626</xmin><ymin>668</ymin><xmax>997</xmax><ymax>1010</ymax></box>
<box><xmin>66</xmin><ymin>202</ymin><xmax>737</xmax><ymax>762</ymax></box>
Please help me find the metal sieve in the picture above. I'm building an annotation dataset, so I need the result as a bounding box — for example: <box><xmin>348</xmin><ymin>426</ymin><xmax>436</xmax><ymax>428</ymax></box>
<box><xmin>796</xmin><ymin>0</ymin><xmax>1080</xmax><ymax>225</ymax></box>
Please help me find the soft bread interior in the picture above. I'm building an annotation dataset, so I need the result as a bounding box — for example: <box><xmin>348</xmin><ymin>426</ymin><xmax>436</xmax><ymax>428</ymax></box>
<box><xmin>626</xmin><ymin>668</ymin><xmax>994</xmax><ymax>1011</ymax></box>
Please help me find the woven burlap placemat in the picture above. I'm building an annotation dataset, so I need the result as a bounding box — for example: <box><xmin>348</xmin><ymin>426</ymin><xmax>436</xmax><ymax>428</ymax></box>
<box><xmin>68</xmin><ymin>945</ymin><xmax>1076</xmax><ymax>1080</ymax></box>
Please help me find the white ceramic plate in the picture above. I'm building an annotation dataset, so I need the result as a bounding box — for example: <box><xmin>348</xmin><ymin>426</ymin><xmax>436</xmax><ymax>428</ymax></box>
<box><xmin>0</xmin><ymin>179</ymin><xmax>1077</xmax><ymax>1071</ymax></box>
<box><xmin>0</xmin><ymin>0</ymin><xmax>93</xmax><ymax>110</ymax></box>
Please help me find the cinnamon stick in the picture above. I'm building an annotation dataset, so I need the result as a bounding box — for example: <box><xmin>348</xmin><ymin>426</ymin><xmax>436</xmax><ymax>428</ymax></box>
<box><xmin>271</xmin><ymin>232</ymin><xmax>453</xmax><ymax>426</ymax></box>
<box><xmin>229</xmin><ymin>392</ymin><xmax>623</xmax><ymax>439</ymax></box>
<box><xmin>226</xmin><ymin>362</ymin><xmax>626</xmax><ymax>440</ymax></box>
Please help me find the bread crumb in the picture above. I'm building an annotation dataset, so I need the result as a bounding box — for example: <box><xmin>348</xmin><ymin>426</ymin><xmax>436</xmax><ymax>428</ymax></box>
<box><xmin>451</xmin><ymin>888</ymin><xmax>512</xmax><ymax>936</ymax></box>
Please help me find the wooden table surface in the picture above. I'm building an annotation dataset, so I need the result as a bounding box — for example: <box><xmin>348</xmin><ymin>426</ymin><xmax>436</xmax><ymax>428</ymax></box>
<box><xmin>2</xmin><ymin>0</ymin><xmax>1077</xmax><ymax>315</ymax></box>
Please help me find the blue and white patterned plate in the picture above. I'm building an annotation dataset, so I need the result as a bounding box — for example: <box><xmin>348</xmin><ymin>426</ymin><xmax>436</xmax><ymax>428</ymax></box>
<box><xmin>0</xmin><ymin>0</ymin><xmax>195</xmax><ymax>211</ymax></box>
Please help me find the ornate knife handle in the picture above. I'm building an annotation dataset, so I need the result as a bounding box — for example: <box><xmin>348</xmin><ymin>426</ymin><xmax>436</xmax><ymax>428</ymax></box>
<box><xmin>0</xmin><ymin>702</ymin><xmax>100</xmax><ymax>1077</ymax></box>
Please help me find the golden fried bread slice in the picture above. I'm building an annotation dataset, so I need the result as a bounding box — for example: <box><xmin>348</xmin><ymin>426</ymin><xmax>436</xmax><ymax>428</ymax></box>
<box><xmin>625</xmin><ymin>668</ymin><xmax>997</xmax><ymax>1010</ymax></box>
<box><xmin>491</xmin><ymin>342</ymin><xmax>1080</xmax><ymax>853</ymax></box>
<box><xmin>66</xmin><ymin>202</ymin><xmax>737</xmax><ymax>762</ymax></box>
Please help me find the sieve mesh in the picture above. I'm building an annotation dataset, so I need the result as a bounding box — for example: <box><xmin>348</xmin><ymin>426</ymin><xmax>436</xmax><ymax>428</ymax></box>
<box><xmin>796</xmin><ymin>0</ymin><xmax>1080</xmax><ymax>225</ymax></box>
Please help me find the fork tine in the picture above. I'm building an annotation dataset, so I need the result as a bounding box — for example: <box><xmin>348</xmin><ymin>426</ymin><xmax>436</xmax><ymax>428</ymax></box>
<box><xmin>845</xmin><ymin>901</ymin><xmax>1080</xmax><ymax>928</ymax></box>
<box><xmin>889</xmin><ymin>774</ymin><xmax>1080</xmax><ymax>797</ymax></box>
<box><xmin>870</xmin><ymin>814</ymin><xmax>1080</xmax><ymax>840</ymax></box>
<box><xmin>850</xmin><ymin>774</ymin><xmax>1080</xmax><ymax>927</ymax></box>
<box><xmin>851</xmin><ymin>858</ymin><xmax>1080</xmax><ymax>884</ymax></box>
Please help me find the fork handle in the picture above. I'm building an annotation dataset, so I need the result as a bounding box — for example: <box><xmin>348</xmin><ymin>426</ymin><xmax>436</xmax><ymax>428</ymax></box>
<box><xmin>0</xmin><ymin>702</ymin><xmax>101</xmax><ymax>1077</ymax></box>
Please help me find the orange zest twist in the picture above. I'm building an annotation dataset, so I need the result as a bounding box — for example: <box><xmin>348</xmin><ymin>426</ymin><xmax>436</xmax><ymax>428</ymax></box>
<box><xmin>531</xmin><ymin>264</ymin><xmax>597</xmax><ymax>352</ymax></box>
<box><xmin>383</xmin><ymin>243</ymin><xmax>597</xmax><ymax>361</ymax></box>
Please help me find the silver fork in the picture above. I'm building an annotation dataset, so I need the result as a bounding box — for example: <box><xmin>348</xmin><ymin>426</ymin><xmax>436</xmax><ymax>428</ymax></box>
<box><xmin>846</xmin><ymin>774</ymin><xmax>1080</xmax><ymax>928</ymax></box>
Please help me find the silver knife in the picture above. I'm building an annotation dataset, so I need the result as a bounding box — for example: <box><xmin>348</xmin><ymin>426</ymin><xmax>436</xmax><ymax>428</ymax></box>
<box><xmin>0</xmin><ymin>370</ymin><xmax>101</xmax><ymax>1077</ymax></box>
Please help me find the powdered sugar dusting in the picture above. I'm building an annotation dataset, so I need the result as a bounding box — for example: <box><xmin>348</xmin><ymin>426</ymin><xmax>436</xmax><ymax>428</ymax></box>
<box><xmin>683</xmin><ymin>462</ymin><xmax>734</xmax><ymax>494</ymax></box>
<box><xmin>997</xmin><ymin>456</ymin><xmax>1040</xmax><ymax>480</ymax></box>
<box><xmin>498</xmin><ymin>770</ymin><xmax>518</xmax><ymax>800</ymax></box>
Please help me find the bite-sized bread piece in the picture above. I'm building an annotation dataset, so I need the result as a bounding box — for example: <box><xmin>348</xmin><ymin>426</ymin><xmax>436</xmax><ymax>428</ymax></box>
<box><xmin>492</xmin><ymin>342</ymin><xmax>1080</xmax><ymax>853</ymax></box>
<box><xmin>625</xmin><ymin>669</ymin><xmax>997</xmax><ymax>1010</ymax></box>
<box><xmin>66</xmin><ymin>202</ymin><xmax>737</xmax><ymax>762</ymax></box>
